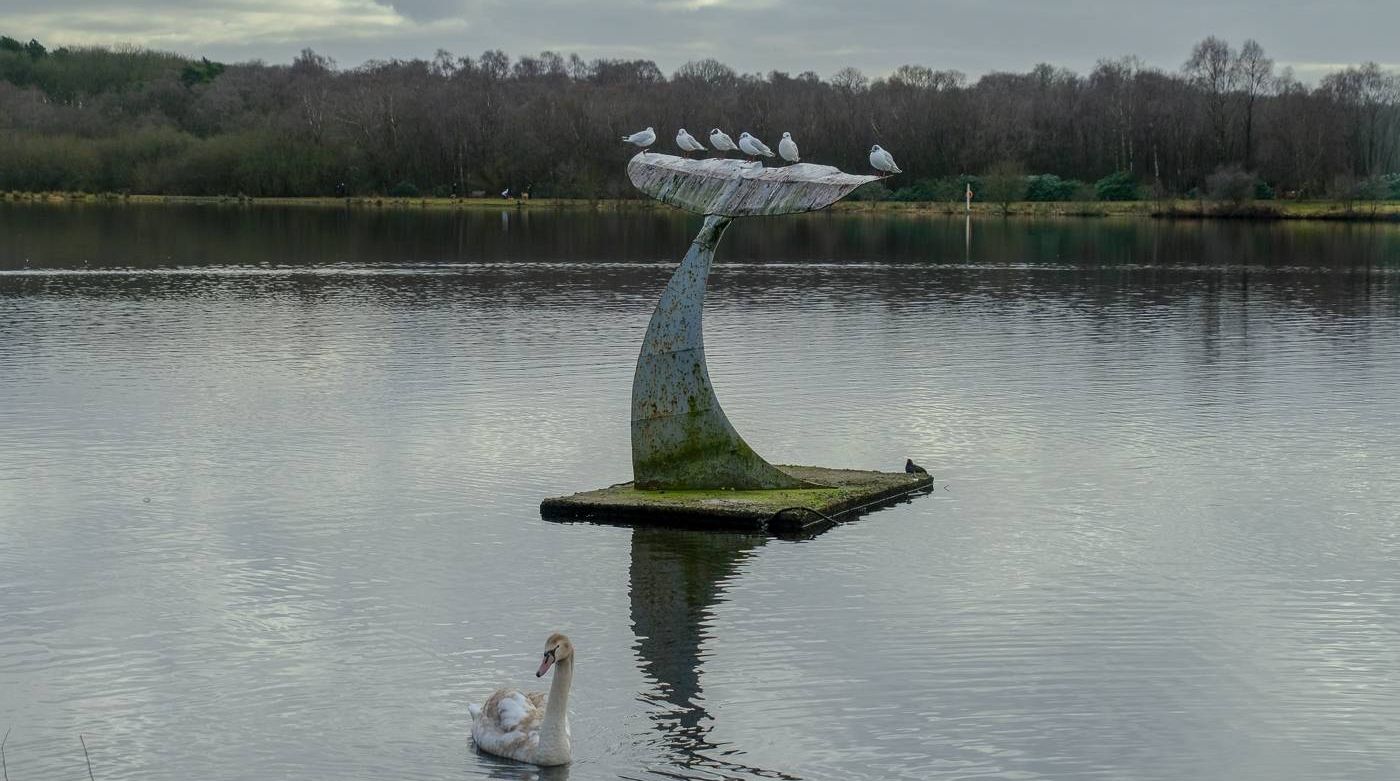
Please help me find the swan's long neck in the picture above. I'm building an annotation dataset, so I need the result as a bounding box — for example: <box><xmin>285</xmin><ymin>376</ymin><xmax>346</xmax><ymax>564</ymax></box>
<box><xmin>537</xmin><ymin>657</ymin><xmax>572</xmax><ymax>759</ymax></box>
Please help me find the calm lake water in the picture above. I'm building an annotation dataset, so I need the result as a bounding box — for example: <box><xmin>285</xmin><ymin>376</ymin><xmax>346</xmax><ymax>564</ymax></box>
<box><xmin>2</xmin><ymin>203</ymin><xmax>1399</xmax><ymax>781</ymax></box>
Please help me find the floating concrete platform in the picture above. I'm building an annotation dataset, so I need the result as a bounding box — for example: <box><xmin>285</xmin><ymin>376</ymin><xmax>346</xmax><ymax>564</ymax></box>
<box><xmin>540</xmin><ymin>465</ymin><xmax>933</xmax><ymax>533</ymax></box>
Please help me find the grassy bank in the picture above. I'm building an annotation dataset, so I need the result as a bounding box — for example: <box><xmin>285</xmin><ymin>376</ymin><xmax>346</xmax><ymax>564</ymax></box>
<box><xmin>0</xmin><ymin>190</ymin><xmax>643</xmax><ymax>211</ymax></box>
<box><xmin>4</xmin><ymin>190</ymin><xmax>1399</xmax><ymax>221</ymax></box>
<box><xmin>837</xmin><ymin>198</ymin><xmax>1400</xmax><ymax>220</ymax></box>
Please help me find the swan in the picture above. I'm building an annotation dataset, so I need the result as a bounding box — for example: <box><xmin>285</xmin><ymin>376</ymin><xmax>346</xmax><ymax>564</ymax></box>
<box><xmin>468</xmin><ymin>633</ymin><xmax>574</xmax><ymax>766</ymax></box>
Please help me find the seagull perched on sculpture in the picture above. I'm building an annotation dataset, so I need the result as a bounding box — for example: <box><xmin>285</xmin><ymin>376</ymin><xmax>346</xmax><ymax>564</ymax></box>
<box><xmin>709</xmin><ymin>128</ymin><xmax>738</xmax><ymax>156</ymax></box>
<box><xmin>622</xmin><ymin>127</ymin><xmax>656</xmax><ymax>153</ymax></box>
<box><xmin>778</xmin><ymin>132</ymin><xmax>800</xmax><ymax>164</ymax></box>
<box><xmin>869</xmin><ymin>144</ymin><xmax>901</xmax><ymax>175</ymax></box>
<box><xmin>738</xmin><ymin>132</ymin><xmax>774</xmax><ymax>161</ymax></box>
<box><xmin>675</xmin><ymin>128</ymin><xmax>706</xmax><ymax>155</ymax></box>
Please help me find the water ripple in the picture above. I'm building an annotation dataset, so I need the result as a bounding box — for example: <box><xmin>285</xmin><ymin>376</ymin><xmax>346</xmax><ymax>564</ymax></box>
<box><xmin>2</xmin><ymin>211</ymin><xmax>1399</xmax><ymax>781</ymax></box>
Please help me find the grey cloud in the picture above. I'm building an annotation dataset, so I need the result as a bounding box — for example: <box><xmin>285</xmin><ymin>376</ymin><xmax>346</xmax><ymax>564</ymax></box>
<box><xmin>383</xmin><ymin>0</ymin><xmax>484</xmax><ymax>23</ymax></box>
<box><xmin>4</xmin><ymin>0</ymin><xmax>1398</xmax><ymax>79</ymax></box>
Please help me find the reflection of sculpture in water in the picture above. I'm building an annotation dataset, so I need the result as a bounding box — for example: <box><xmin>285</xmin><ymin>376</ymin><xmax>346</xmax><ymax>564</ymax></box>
<box><xmin>629</xmin><ymin>527</ymin><xmax>801</xmax><ymax>780</ymax></box>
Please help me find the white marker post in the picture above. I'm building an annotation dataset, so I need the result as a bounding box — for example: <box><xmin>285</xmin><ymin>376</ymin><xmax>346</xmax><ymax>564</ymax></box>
<box><xmin>965</xmin><ymin>182</ymin><xmax>973</xmax><ymax>213</ymax></box>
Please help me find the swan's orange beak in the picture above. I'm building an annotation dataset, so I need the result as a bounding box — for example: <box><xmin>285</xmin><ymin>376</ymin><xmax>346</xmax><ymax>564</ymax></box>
<box><xmin>536</xmin><ymin>649</ymin><xmax>556</xmax><ymax>678</ymax></box>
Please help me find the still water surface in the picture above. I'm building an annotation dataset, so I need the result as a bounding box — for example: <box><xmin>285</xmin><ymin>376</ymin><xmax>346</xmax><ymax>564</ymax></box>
<box><xmin>2</xmin><ymin>204</ymin><xmax>1399</xmax><ymax>780</ymax></box>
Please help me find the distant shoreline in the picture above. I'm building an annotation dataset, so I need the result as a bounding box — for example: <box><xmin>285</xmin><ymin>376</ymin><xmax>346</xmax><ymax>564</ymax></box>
<box><xmin>4</xmin><ymin>192</ymin><xmax>1398</xmax><ymax>222</ymax></box>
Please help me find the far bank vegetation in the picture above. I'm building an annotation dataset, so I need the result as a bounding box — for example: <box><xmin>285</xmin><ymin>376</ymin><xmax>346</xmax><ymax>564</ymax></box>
<box><xmin>0</xmin><ymin>34</ymin><xmax>1397</xmax><ymax>215</ymax></box>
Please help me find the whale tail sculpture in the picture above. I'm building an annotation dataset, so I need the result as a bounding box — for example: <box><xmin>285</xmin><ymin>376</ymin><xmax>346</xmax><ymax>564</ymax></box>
<box><xmin>627</xmin><ymin>154</ymin><xmax>878</xmax><ymax>490</ymax></box>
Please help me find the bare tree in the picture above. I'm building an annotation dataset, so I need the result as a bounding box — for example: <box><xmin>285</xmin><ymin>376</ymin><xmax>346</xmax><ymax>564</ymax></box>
<box><xmin>674</xmin><ymin>58</ymin><xmax>737</xmax><ymax>87</ymax></box>
<box><xmin>1323</xmin><ymin>63</ymin><xmax>1400</xmax><ymax>176</ymax></box>
<box><xmin>1092</xmin><ymin>56</ymin><xmax>1142</xmax><ymax>174</ymax></box>
<box><xmin>1184</xmin><ymin>36</ymin><xmax>1239</xmax><ymax>164</ymax></box>
<box><xmin>831</xmin><ymin>67</ymin><xmax>868</xmax><ymax>93</ymax></box>
<box><xmin>1235</xmin><ymin>39</ymin><xmax>1274</xmax><ymax>169</ymax></box>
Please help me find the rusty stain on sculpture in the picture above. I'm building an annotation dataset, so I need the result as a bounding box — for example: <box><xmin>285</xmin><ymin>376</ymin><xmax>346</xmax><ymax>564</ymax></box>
<box><xmin>628</xmin><ymin>154</ymin><xmax>879</xmax><ymax>490</ymax></box>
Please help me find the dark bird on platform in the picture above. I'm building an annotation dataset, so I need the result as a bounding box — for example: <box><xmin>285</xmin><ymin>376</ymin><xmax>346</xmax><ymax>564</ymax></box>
<box><xmin>905</xmin><ymin>458</ymin><xmax>928</xmax><ymax>475</ymax></box>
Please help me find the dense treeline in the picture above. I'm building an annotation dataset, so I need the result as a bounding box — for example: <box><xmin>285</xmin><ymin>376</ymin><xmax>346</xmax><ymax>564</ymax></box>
<box><xmin>1</xmin><ymin>33</ymin><xmax>1397</xmax><ymax>199</ymax></box>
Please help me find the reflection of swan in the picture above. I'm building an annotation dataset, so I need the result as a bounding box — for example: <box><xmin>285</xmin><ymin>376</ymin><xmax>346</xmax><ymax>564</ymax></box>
<box><xmin>479</xmin><ymin>755</ymin><xmax>571</xmax><ymax>781</ymax></box>
<box><xmin>469</xmin><ymin>633</ymin><xmax>574</xmax><ymax>766</ymax></box>
<box><xmin>479</xmin><ymin>756</ymin><xmax>571</xmax><ymax>781</ymax></box>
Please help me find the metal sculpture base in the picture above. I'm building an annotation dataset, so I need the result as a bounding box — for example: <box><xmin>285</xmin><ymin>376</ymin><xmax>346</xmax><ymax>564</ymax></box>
<box><xmin>630</xmin><ymin>215</ymin><xmax>814</xmax><ymax>490</ymax></box>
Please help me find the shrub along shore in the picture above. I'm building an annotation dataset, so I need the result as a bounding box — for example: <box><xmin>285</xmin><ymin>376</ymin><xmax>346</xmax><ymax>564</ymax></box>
<box><xmin>4</xmin><ymin>190</ymin><xmax>1399</xmax><ymax>221</ymax></box>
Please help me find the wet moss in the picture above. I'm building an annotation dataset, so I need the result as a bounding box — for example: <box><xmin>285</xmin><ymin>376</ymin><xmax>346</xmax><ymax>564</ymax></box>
<box><xmin>541</xmin><ymin>465</ymin><xmax>933</xmax><ymax>527</ymax></box>
<box><xmin>593</xmin><ymin>484</ymin><xmax>851</xmax><ymax>511</ymax></box>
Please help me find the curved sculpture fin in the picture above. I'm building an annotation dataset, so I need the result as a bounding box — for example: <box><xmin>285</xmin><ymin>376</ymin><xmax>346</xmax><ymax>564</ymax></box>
<box><xmin>630</xmin><ymin>215</ymin><xmax>817</xmax><ymax>490</ymax></box>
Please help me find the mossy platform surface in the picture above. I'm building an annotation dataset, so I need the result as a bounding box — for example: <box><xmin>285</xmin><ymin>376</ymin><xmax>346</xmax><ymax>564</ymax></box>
<box><xmin>540</xmin><ymin>465</ymin><xmax>932</xmax><ymax>531</ymax></box>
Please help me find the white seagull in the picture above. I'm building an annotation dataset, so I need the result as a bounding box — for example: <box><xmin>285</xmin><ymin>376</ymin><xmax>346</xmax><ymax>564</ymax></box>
<box><xmin>622</xmin><ymin>127</ymin><xmax>656</xmax><ymax>152</ymax></box>
<box><xmin>778</xmin><ymin>132</ymin><xmax>800</xmax><ymax>164</ymax></box>
<box><xmin>709</xmin><ymin>128</ymin><xmax>738</xmax><ymax>155</ymax></box>
<box><xmin>869</xmin><ymin>144</ymin><xmax>901</xmax><ymax>175</ymax></box>
<box><xmin>675</xmin><ymin>128</ymin><xmax>706</xmax><ymax>155</ymax></box>
<box><xmin>738</xmin><ymin>132</ymin><xmax>774</xmax><ymax>160</ymax></box>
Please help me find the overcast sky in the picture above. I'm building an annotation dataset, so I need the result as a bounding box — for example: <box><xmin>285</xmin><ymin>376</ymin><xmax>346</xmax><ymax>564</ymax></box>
<box><xmin>3</xmin><ymin>0</ymin><xmax>1397</xmax><ymax>80</ymax></box>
